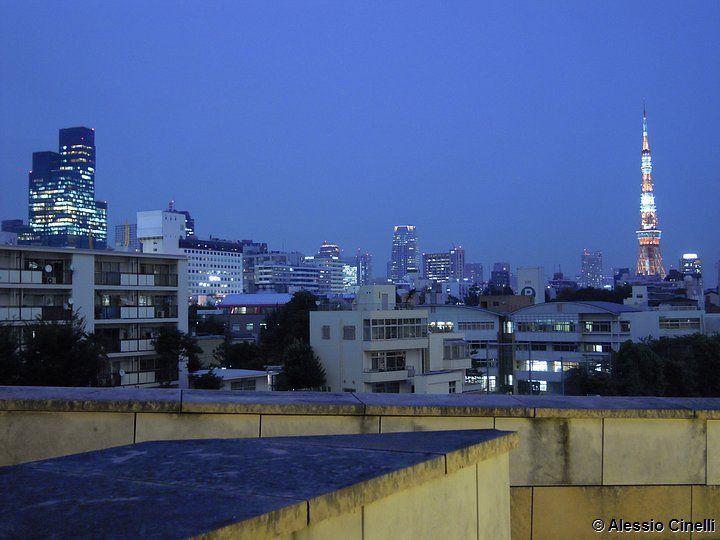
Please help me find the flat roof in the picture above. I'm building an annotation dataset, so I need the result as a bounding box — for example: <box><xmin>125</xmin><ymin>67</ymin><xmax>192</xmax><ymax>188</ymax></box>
<box><xmin>219</xmin><ymin>293</ymin><xmax>293</xmax><ymax>307</ymax></box>
<box><xmin>194</xmin><ymin>368</ymin><xmax>269</xmax><ymax>380</ymax></box>
<box><xmin>0</xmin><ymin>244</ymin><xmax>185</xmax><ymax>260</ymax></box>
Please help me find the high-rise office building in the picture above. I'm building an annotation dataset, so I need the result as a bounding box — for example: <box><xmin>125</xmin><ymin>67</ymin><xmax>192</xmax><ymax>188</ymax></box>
<box><xmin>464</xmin><ymin>263</ymin><xmax>484</xmax><ymax>286</ymax></box>
<box><xmin>389</xmin><ymin>225</ymin><xmax>419</xmax><ymax>282</ymax></box>
<box><xmin>679</xmin><ymin>253</ymin><xmax>702</xmax><ymax>276</ymax></box>
<box><xmin>114</xmin><ymin>222</ymin><xmax>141</xmax><ymax>252</ymax></box>
<box><xmin>357</xmin><ymin>251</ymin><xmax>373</xmax><ymax>286</ymax></box>
<box><xmin>27</xmin><ymin>127</ymin><xmax>107</xmax><ymax>249</ymax></box>
<box><xmin>423</xmin><ymin>252</ymin><xmax>451</xmax><ymax>282</ymax></box>
<box><xmin>636</xmin><ymin>108</ymin><xmax>666</xmax><ymax>278</ymax></box>
<box><xmin>449</xmin><ymin>246</ymin><xmax>465</xmax><ymax>280</ymax></box>
<box><xmin>579</xmin><ymin>249</ymin><xmax>603</xmax><ymax>289</ymax></box>
<box><xmin>488</xmin><ymin>262</ymin><xmax>510</xmax><ymax>291</ymax></box>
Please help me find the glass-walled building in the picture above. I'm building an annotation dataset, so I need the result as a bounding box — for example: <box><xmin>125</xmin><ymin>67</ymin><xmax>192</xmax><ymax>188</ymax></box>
<box><xmin>27</xmin><ymin>127</ymin><xmax>107</xmax><ymax>249</ymax></box>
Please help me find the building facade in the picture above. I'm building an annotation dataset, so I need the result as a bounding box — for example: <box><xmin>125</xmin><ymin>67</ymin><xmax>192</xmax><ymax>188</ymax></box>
<box><xmin>389</xmin><ymin>225</ymin><xmax>420</xmax><ymax>283</ymax></box>
<box><xmin>0</xmin><ymin>245</ymin><xmax>187</xmax><ymax>386</ymax></box>
<box><xmin>114</xmin><ymin>223</ymin><xmax>141</xmax><ymax>253</ymax></box>
<box><xmin>310</xmin><ymin>285</ymin><xmax>470</xmax><ymax>394</ymax></box>
<box><xmin>579</xmin><ymin>249</ymin><xmax>603</xmax><ymax>289</ymax></box>
<box><xmin>423</xmin><ymin>252</ymin><xmax>451</xmax><ymax>282</ymax></box>
<box><xmin>27</xmin><ymin>128</ymin><xmax>107</xmax><ymax>249</ymax></box>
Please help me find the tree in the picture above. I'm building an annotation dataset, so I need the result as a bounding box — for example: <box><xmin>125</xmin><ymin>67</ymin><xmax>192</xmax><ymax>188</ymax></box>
<box><xmin>153</xmin><ymin>327</ymin><xmax>203</xmax><ymax>377</ymax></box>
<box><xmin>564</xmin><ymin>365</ymin><xmax>611</xmax><ymax>396</ymax></box>
<box><xmin>214</xmin><ymin>341</ymin><xmax>266</xmax><ymax>371</ymax></box>
<box><xmin>260</xmin><ymin>291</ymin><xmax>318</xmax><ymax>361</ymax></box>
<box><xmin>555</xmin><ymin>285</ymin><xmax>631</xmax><ymax>304</ymax></box>
<box><xmin>0</xmin><ymin>324</ymin><xmax>22</xmax><ymax>385</ymax></box>
<box><xmin>275</xmin><ymin>339</ymin><xmax>326</xmax><ymax>391</ymax></box>
<box><xmin>20</xmin><ymin>314</ymin><xmax>110</xmax><ymax>387</ymax></box>
<box><xmin>611</xmin><ymin>341</ymin><xmax>666</xmax><ymax>396</ymax></box>
<box><xmin>190</xmin><ymin>368</ymin><xmax>224</xmax><ymax>390</ymax></box>
<box><xmin>464</xmin><ymin>285</ymin><xmax>481</xmax><ymax>307</ymax></box>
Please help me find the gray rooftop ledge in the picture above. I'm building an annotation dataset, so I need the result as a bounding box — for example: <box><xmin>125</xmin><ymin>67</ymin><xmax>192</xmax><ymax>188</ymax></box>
<box><xmin>181</xmin><ymin>388</ymin><xmax>366</xmax><ymax>415</ymax></box>
<box><xmin>0</xmin><ymin>430</ymin><xmax>517</xmax><ymax>539</ymax></box>
<box><xmin>0</xmin><ymin>385</ymin><xmax>181</xmax><ymax>413</ymax></box>
<box><xmin>1</xmin><ymin>386</ymin><xmax>719</xmax><ymax>418</ymax></box>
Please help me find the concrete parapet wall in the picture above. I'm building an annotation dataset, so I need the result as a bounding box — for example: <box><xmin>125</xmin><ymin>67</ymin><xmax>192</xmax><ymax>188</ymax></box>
<box><xmin>1</xmin><ymin>387</ymin><xmax>719</xmax><ymax>539</ymax></box>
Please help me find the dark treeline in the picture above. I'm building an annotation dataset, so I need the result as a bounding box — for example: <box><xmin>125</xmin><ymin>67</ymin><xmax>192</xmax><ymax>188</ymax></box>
<box><xmin>565</xmin><ymin>334</ymin><xmax>720</xmax><ymax>397</ymax></box>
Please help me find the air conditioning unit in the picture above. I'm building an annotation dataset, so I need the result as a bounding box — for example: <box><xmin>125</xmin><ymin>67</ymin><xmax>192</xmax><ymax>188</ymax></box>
<box><xmin>46</xmin><ymin>277</ymin><xmax>56</xmax><ymax>284</ymax></box>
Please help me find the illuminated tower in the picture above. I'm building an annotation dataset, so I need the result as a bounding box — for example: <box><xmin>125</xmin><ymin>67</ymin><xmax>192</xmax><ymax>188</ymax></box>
<box><xmin>635</xmin><ymin>108</ymin><xmax>666</xmax><ymax>278</ymax></box>
<box><xmin>27</xmin><ymin>127</ymin><xmax>107</xmax><ymax>249</ymax></box>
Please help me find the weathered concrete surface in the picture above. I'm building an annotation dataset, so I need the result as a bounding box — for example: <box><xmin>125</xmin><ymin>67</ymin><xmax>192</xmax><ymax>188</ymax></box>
<box><xmin>603</xmin><ymin>418</ymin><xmax>706</xmax><ymax>485</ymax></box>
<box><xmin>532</xmin><ymin>485</ymin><xmax>692</xmax><ymax>540</ymax></box>
<box><xmin>0</xmin><ymin>410</ymin><xmax>134</xmax><ymax>466</ymax></box>
<box><xmin>0</xmin><ymin>385</ymin><xmax>180</xmax><ymax>412</ymax></box>
<box><xmin>355</xmin><ymin>392</ymin><xmax>532</xmax><ymax>417</ymax></box>
<box><xmin>509</xmin><ymin>487</ymin><xmax>532</xmax><ymax>540</ymax></box>
<box><xmin>182</xmin><ymin>389</ymin><xmax>365</xmax><ymax>415</ymax></box>
<box><xmin>260</xmin><ymin>414</ymin><xmax>380</xmax><ymax>438</ymax></box>
<box><xmin>495</xmin><ymin>417</ymin><xmax>602</xmax><ymax>486</ymax></box>
<box><xmin>0</xmin><ymin>430</ymin><xmax>515</xmax><ymax>539</ymax></box>
<box><xmin>135</xmin><ymin>412</ymin><xmax>260</xmax><ymax>442</ymax></box>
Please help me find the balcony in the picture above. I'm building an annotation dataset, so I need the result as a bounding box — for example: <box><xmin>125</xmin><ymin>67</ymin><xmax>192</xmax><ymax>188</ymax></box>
<box><xmin>362</xmin><ymin>368</ymin><xmax>410</xmax><ymax>383</ymax></box>
<box><xmin>95</xmin><ymin>273</ymin><xmax>178</xmax><ymax>287</ymax></box>
<box><xmin>0</xmin><ymin>306</ymin><xmax>72</xmax><ymax>322</ymax></box>
<box><xmin>0</xmin><ymin>269</ymin><xmax>72</xmax><ymax>285</ymax></box>
<box><xmin>95</xmin><ymin>306</ymin><xmax>178</xmax><ymax>320</ymax></box>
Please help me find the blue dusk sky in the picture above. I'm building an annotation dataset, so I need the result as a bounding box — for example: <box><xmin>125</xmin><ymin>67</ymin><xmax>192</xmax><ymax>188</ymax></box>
<box><xmin>1</xmin><ymin>1</ymin><xmax>719</xmax><ymax>285</ymax></box>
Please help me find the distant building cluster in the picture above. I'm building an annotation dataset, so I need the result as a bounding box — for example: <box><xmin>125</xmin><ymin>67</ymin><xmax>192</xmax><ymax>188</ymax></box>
<box><xmin>1</xmin><ymin>115</ymin><xmax>719</xmax><ymax>393</ymax></box>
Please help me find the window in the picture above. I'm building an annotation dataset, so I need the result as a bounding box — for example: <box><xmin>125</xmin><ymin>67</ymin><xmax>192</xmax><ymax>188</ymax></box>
<box><xmin>620</xmin><ymin>321</ymin><xmax>631</xmax><ymax>332</ymax></box>
<box><xmin>363</xmin><ymin>318</ymin><xmax>428</xmax><ymax>341</ymax></box>
<box><xmin>230</xmin><ymin>379</ymin><xmax>257</xmax><ymax>391</ymax></box>
<box><xmin>553</xmin><ymin>343</ymin><xmax>577</xmax><ymax>352</ymax></box>
<box><xmin>245</xmin><ymin>323</ymin><xmax>254</xmax><ymax>331</ymax></box>
<box><xmin>372</xmin><ymin>382</ymin><xmax>400</xmax><ymax>393</ymax></box>
<box><xmin>583</xmin><ymin>321</ymin><xmax>612</xmax><ymax>333</ymax></box>
<box><xmin>342</xmin><ymin>387</ymin><xmax>356</xmax><ymax>392</ymax></box>
<box><xmin>659</xmin><ymin>317</ymin><xmax>701</xmax><ymax>330</ymax></box>
<box><xmin>457</xmin><ymin>321</ymin><xmax>495</xmax><ymax>331</ymax></box>
<box><xmin>448</xmin><ymin>381</ymin><xmax>456</xmax><ymax>394</ymax></box>
<box><xmin>343</xmin><ymin>325</ymin><xmax>356</xmax><ymax>340</ymax></box>
<box><xmin>322</xmin><ymin>325</ymin><xmax>331</xmax><ymax>339</ymax></box>
<box><xmin>370</xmin><ymin>351</ymin><xmax>406</xmax><ymax>371</ymax></box>
<box><xmin>584</xmin><ymin>344</ymin><xmax>611</xmax><ymax>353</ymax></box>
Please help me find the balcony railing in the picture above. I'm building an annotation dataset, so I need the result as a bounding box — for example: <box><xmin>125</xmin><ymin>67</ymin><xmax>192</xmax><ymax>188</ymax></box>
<box><xmin>0</xmin><ymin>269</ymin><xmax>72</xmax><ymax>285</ymax></box>
<box><xmin>95</xmin><ymin>306</ymin><xmax>178</xmax><ymax>320</ymax></box>
<box><xmin>0</xmin><ymin>306</ymin><xmax>71</xmax><ymax>322</ymax></box>
<box><xmin>95</xmin><ymin>272</ymin><xmax>178</xmax><ymax>287</ymax></box>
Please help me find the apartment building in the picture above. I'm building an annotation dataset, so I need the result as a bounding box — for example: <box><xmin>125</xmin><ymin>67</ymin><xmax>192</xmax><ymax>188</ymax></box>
<box><xmin>310</xmin><ymin>285</ymin><xmax>470</xmax><ymax>394</ymax></box>
<box><xmin>0</xmin><ymin>245</ymin><xmax>187</xmax><ymax>387</ymax></box>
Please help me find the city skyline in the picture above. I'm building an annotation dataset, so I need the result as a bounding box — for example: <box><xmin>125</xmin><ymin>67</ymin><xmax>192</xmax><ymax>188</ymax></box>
<box><xmin>1</xmin><ymin>2</ymin><xmax>719</xmax><ymax>285</ymax></box>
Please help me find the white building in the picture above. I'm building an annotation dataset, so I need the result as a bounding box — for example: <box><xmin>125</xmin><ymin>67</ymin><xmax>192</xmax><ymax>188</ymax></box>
<box><xmin>0</xmin><ymin>245</ymin><xmax>187</xmax><ymax>387</ymax></box>
<box><xmin>310</xmin><ymin>285</ymin><xmax>470</xmax><ymax>394</ymax></box>
<box><xmin>137</xmin><ymin>210</ymin><xmax>243</xmax><ymax>304</ymax></box>
<box><xmin>191</xmin><ymin>368</ymin><xmax>273</xmax><ymax>391</ymax></box>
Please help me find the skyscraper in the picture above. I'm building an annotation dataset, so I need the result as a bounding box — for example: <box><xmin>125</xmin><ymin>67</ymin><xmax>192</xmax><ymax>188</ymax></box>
<box><xmin>635</xmin><ymin>108</ymin><xmax>666</xmax><ymax>278</ymax></box>
<box><xmin>27</xmin><ymin>127</ymin><xmax>107</xmax><ymax>248</ymax></box>
<box><xmin>449</xmin><ymin>245</ymin><xmax>465</xmax><ymax>280</ymax></box>
<box><xmin>679</xmin><ymin>253</ymin><xmax>702</xmax><ymax>276</ymax></box>
<box><xmin>357</xmin><ymin>251</ymin><xmax>373</xmax><ymax>285</ymax></box>
<box><xmin>579</xmin><ymin>249</ymin><xmax>603</xmax><ymax>289</ymax></box>
<box><xmin>389</xmin><ymin>225</ymin><xmax>419</xmax><ymax>282</ymax></box>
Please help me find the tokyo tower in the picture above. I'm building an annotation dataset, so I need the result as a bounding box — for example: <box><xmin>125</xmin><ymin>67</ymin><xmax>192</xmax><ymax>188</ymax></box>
<box><xmin>635</xmin><ymin>107</ymin><xmax>666</xmax><ymax>278</ymax></box>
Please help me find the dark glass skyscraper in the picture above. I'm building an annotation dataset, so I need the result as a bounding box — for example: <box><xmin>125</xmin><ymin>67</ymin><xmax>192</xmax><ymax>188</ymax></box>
<box><xmin>389</xmin><ymin>225</ymin><xmax>419</xmax><ymax>282</ymax></box>
<box><xmin>27</xmin><ymin>127</ymin><xmax>107</xmax><ymax>248</ymax></box>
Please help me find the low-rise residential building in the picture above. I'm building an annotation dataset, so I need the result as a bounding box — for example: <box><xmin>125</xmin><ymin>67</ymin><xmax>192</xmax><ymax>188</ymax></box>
<box><xmin>191</xmin><ymin>368</ymin><xmax>273</xmax><ymax>391</ymax></box>
<box><xmin>310</xmin><ymin>285</ymin><xmax>470</xmax><ymax>394</ymax></box>
<box><xmin>0</xmin><ymin>245</ymin><xmax>187</xmax><ymax>387</ymax></box>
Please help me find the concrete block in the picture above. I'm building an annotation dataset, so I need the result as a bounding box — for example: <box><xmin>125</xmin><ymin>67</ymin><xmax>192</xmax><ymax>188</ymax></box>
<box><xmin>707</xmin><ymin>420</ymin><xmax>719</xmax><ymax>485</ymax></box>
<box><xmin>293</xmin><ymin>508</ymin><xmax>362</xmax><ymax>540</ymax></box>
<box><xmin>691</xmin><ymin>486</ymin><xmax>720</xmax><ymax>539</ymax></box>
<box><xmin>477</xmin><ymin>454</ymin><xmax>511</xmax><ymax>540</ymax></box>
<box><xmin>260</xmin><ymin>415</ymin><xmax>380</xmax><ymax>437</ymax></box>
<box><xmin>495</xmin><ymin>417</ymin><xmax>602</xmax><ymax>486</ymax></box>
<box><xmin>135</xmin><ymin>413</ymin><xmax>260</xmax><ymax>442</ymax></box>
<box><xmin>380</xmin><ymin>415</ymin><xmax>493</xmax><ymax>433</ymax></box>
<box><xmin>363</xmin><ymin>465</ymin><xmax>478</xmax><ymax>540</ymax></box>
<box><xmin>0</xmin><ymin>411</ymin><xmax>134</xmax><ymax>466</ymax></box>
<box><xmin>603</xmin><ymin>418</ymin><xmax>705</xmax><ymax>485</ymax></box>
<box><xmin>510</xmin><ymin>487</ymin><xmax>532</xmax><ymax>540</ymax></box>
<box><xmin>532</xmin><ymin>486</ymin><xmax>691</xmax><ymax>540</ymax></box>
